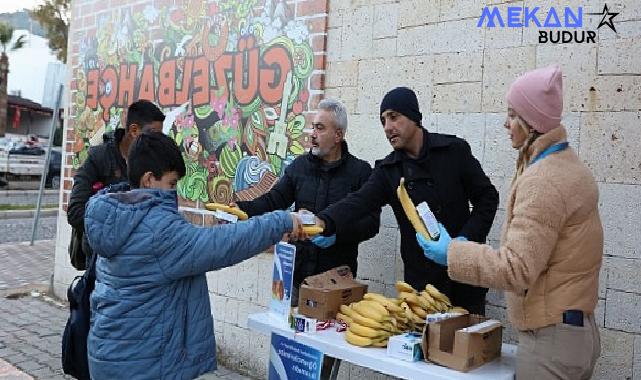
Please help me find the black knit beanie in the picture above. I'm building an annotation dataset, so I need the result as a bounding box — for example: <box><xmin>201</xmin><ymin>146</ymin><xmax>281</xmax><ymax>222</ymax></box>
<box><xmin>379</xmin><ymin>87</ymin><xmax>422</xmax><ymax>126</ymax></box>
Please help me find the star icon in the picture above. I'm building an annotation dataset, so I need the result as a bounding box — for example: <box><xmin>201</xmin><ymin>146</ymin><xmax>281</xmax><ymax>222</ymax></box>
<box><xmin>588</xmin><ymin>4</ymin><xmax>619</xmax><ymax>33</ymax></box>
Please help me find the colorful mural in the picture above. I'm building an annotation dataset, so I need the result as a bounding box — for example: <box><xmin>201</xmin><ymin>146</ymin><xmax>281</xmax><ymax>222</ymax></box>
<box><xmin>71</xmin><ymin>0</ymin><xmax>318</xmax><ymax>204</ymax></box>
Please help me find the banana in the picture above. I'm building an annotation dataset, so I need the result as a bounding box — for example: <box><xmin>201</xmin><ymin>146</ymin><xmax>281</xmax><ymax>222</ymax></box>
<box><xmin>352</xmin><ymin>301</ymin><xmax>389</xmax><ymax>321</ymax></box>
<box><xmin>410</xmin><ymin>304</ymin><xmax>427</xmax><ymax>319</ymax></box>
<box><xmin>372</xmin><ymin>339</ymin><xmax>389</xmax><ymax>347</ymax></box>
<box><xmin>335</xmin><ymin>312</ymin><xmax>352</xmax><ymax>324</ymax></box>
<box><xmin>302</xmin><ymin>225</ymin><xmax>324</xmax><ymax>235</ymax></box>
<box><xmin>425</xmin><ymin>284</ymin><xmax>451</xmax><ymax>305</ymax></box>
<box><xmin>395</xmin><ymin>280</ymin><xmax>415</xmax><ymax>293</ymax></box>
<box><xmin>339</xmin><ymin>305</ymin><xmax>358</xmax><ymax>320</ymax></box>
<box><xmin>345</xmin><ymin>329</ymin><xmax>374</xmax><ymax>347</ymax></box>
<box><xmin>449</xmin><ymin>307</ymin><xmax>469</xmax><ymax>314</ymax></box>
<box><xmin>351</xmin><ymin>312</ymin><xmax>387</xmax><ymax>329</ymax></box>
<box><xmin>397</xmin><ymin>177</ymin><xmax>432</xmax><ymax>240</ymax></box>
<box><xmin>349</xmin><ymin>322</ymin><xmax>385</xmax><ymax>338</ymax></box>
<box><xmin>363</xmin><ymin>293</ymin><xmax>404</xmax><ymax>314</ymax></box>
<box><xmin>204</xmin><ymin>203</ymin><xmax>249</xmax><ymax>220</ymax></box>
<box><xmin>402</xmin><ymin>301</ymin><xmax>425</xmax><ymax>325</ymax></box>
<box><xmin>398</xmin><ymin>291</ymin><xmax>421</xmax><ymax>306</ymax></box>
<box><xmin>418</xmin><ymin>291</ymin><xmax>439</xmax><ymax>310</ymax></box>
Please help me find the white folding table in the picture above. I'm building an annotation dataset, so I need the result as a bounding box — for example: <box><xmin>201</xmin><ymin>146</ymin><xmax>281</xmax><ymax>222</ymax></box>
<box><xmin>248</xmin><ymin>312</ymin><xmax>516</xmax><ymax>380</ymax></box>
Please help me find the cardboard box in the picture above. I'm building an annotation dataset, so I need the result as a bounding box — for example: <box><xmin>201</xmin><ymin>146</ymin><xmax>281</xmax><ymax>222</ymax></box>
<box><xmin>297</xmin><ymin>266</ymin><xmax>367</xmax><ymax>320</ymax></box>
<box><xmin>422</xmin><ymin>314</ymin><xmax>502</xmax><ymax>372</ymax></box>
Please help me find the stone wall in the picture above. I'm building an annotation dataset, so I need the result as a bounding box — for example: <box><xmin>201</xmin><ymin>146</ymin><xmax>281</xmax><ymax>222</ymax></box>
<box><xmin>323</xmin><ymin>0</ymin><xmax>641</xmax><ymax>379</ymax></box>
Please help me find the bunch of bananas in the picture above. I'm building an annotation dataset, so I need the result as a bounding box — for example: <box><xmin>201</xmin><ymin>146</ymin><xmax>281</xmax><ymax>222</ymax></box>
<box><xmin>396</xmin><ymin>281</ymin><xmax>454</xmax><ymax>331</ymax></box>
<box><xmin>338</xmin><ymin>283</ymin><xmax>468</xmax><ymax>347</ymax></box>
<box><xmin>337</xmin><ymin>298</ymin><xmax>402</xmax><ymax>347</ymax></box>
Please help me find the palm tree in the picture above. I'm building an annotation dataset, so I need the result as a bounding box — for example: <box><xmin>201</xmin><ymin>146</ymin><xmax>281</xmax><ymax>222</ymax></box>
<box><xmin>0</xmin><ymin>23</ymin><xmax>26</xmax><ymax>137</ymax></box>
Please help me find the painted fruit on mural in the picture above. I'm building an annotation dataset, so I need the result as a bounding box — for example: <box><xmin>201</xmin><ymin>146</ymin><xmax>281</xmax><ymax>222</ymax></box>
<box><xmin>71</xmin><ymin>0</ymin><xmax>316</xmax><ymax>203</ymax></box>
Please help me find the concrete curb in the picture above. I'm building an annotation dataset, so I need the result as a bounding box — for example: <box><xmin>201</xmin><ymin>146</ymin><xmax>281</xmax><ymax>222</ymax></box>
<box><xmin>0</xmin><ymin>209</ymin><xmax>59</xmax><ymax>219</ymax></box>
<box><xmin>0</xmin><ymin>190</ymin><xmax>59</xmax><ymax>197</ymax></box>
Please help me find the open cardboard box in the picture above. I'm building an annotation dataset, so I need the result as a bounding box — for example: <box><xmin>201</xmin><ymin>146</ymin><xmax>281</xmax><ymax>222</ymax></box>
<box><xmin>422</xmin><ymin>314</ymin><xmax>502</xmax><ymax>372</ymax></box>
<box><xmin>297</xmin><ymin>266</ymin><xmax>367</xmax><ymax>320</ymax></box>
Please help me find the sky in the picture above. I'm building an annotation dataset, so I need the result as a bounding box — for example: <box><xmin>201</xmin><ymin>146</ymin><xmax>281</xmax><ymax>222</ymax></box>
<box><xmin>0</xmin><ymin>0</ymin><xmax>44</xmax><ymax>14</ymax></box>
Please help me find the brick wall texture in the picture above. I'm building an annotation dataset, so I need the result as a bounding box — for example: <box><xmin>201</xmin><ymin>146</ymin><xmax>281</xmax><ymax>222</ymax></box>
<box><xmin>55</xmin><ymin>1</ymin><xmax>641</xmax><ymax>379</ymax></box>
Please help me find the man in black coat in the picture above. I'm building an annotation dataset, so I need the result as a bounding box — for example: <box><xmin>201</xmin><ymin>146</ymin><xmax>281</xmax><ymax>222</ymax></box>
<box><xmin>236</xmin><ymin>99</ymin><xmax>381</xmax><ymax>304</ymax></box>
<box><xmin>67</xmin><ymin>100</ymin><xmax>165</xmax><ymax>269</ymax></box>
<box><xmin>316</xmin><ymin>87</ymin><xmax>499</xmax><ymax>314</ymax></box>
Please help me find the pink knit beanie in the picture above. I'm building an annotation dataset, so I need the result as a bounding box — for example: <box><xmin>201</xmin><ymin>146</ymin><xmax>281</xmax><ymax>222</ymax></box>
<box><xmin>506</xmin><ymin>65</ymin><xmax>563</xmax><ymax>134</ymax></box>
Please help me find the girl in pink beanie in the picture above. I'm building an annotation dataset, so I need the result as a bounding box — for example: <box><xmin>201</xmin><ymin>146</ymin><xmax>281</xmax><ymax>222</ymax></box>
<box><xmin>417</xmin><ymin>65</ymin><xmax>604</xmax><ymax>379</ymax></box>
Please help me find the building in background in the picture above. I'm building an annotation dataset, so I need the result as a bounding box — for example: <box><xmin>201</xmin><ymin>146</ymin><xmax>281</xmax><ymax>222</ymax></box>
<box><xmin>6</xmin><ymin>30</ymin><xmax>62</xmax><ymax>106</ymax></box>
<box><xmin>6</xmin><ymin>94</ymin><xmax>53</xmax><ymax>136</ymax></box>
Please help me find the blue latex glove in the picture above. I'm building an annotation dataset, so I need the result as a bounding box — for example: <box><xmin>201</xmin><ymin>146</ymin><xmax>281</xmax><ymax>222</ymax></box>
<box><xmin>311</xmin><ymin>234</ymin><xmax>336</xmax><ymax>249</ymax></box>
<box><xmin>416</xmin><ymin>223</ymin><xmax>452</xmax><ymax>266</ymax></box>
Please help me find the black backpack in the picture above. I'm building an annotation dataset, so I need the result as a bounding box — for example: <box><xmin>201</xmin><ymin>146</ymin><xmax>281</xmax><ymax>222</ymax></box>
<box><xmin>68</xmin><ymin>228</ymin><xmax>87</xmax><ymax>271</ymax></box>
<box><xmin>61</xmin><ymin>250</ymin><xmax>97</xmax><ymax>379</ymax></box>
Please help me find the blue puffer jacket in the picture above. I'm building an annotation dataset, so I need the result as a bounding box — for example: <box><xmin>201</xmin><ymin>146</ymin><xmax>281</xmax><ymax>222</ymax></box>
<box><xmin>84</xmin><ymin>188</ymin><xmax>292</xmax><ymax>380</ymax></box>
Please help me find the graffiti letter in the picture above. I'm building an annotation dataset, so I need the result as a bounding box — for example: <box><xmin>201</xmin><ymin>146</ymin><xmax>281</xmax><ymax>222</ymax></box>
<box><xmin>175</xmin><ymin>59</ymin><xmax>193</xmax><ymax>105</ymax></box>
<box><xmin>138</xmin><ymin>63</ymin><xmax>156</xmax><ymax>101</ymax></box>
<box><xmin>99</xmin><ymin>66</ymin><xmax>118</xmax><ymax>120</ymax></box>
<box><xmin>234</xmin><ymin>36</ymin><xmax>259</xmax><ymax>106</ymax></box>
<box><xmin>158</xmin><ymin>59</ymin><xmax>176</xmax><ymax>107</ymax></box>
<box><xmin>202</xmin><ymin>20</ymin><xmax>228</xmax><ymax>61</ymax></box>
<box><xmin>259</xmin><ymin>45</ymin><xmax>293</xmax><ymax>105</ymax></box>
<box><xmin>118</xmin><ymin>63</ymin><xmax>138</xmax><ymax>107</ymax></box>
<box><xmin>212</xmin><ymin>54</ymin><xmax>233</xmax><ymax>102</ymax></box>
<box><xmin>192</xmin><ymin>56</ymin><xmax>210</xmax><ymax>106</ymax></box>
<box><xmin>86</xmin><ymin>69</ymin><xmax>99</xmax><ymax>109</ymax></box>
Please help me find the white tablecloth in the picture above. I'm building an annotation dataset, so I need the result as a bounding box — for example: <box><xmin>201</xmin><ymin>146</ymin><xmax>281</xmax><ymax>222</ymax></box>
<box><xmin>248</xmin><ymin>312</ymin><xmax>516</xmax><ymax>380</ymax></box>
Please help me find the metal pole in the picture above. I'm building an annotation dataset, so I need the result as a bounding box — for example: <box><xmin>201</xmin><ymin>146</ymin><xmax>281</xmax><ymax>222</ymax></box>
<box><xmin>30</xmin><ymin>84</ymin><xmax>63</xmax><ymax>245</ymax></box>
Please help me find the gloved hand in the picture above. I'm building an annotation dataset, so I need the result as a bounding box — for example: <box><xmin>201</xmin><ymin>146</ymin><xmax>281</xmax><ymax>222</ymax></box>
<box><xmin>416</xmin><ymin>223</ymin><xmax>452</xmax><ymax>266</ymax></box>
<box><xmin>311</xmin><ymin>234</ymin><xmax>336</xmax><ymax>249</ymax></box>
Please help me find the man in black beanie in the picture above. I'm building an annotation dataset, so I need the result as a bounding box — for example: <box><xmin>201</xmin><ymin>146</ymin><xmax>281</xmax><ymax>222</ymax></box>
<box><xmin>316</xmin><ymin>87</ymin><xmax>499</xmax><ymax>314</ymax></box>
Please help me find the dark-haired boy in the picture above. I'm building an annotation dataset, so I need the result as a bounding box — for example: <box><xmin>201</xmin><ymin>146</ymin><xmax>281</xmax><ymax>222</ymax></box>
<box><xmin>84</xmin><ymin>132</ymin><xmax>304</xmax><ymax>379</ymax></box>
<box><xmin>67</xmin><ymin>99</ymin><xmax>165</xmax><ymax>269</ymax></box>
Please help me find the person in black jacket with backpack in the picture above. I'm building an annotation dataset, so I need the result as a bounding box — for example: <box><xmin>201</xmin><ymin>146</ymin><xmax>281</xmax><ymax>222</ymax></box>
<box><xmin>235</xmin><ymin>99</ymin><xmax>381</xmax><ymax>305</ymax></box>
<box><xmin>62</xmin><ymin>101</ymin><xmax>164</xmax><ymax>379</ymax></box>
<box><xmin>66</xmin><ymin>100</ymin><xmax>164</xmax><ymax>270</ymax></box>
<box><xmin>316</xmin><ymin>87</ymin><xmax>499</xmax><ymax>314</ymax></box>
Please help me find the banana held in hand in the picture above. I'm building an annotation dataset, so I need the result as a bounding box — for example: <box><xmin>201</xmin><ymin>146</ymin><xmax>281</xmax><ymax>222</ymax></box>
<box><xmin>397</xmin><ymin>177</ymin><xmax>432</xmax><ymax>240</ymax></box>
<box><xmin>302</xmin><ymin>225</ymin><xmax>324</xmax><ymax>235</ymax></box>
<box><xmin>204</xmin><ymin>203</ymin><xmax>248</xmax><ymax>220</ymax></box>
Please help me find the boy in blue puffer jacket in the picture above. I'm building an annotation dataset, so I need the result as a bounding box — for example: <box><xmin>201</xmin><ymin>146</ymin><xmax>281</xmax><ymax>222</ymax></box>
<box><xmin>84</xmin><ymin>132</ymin><xmax>304</xmax><ymax>380</ymax></box>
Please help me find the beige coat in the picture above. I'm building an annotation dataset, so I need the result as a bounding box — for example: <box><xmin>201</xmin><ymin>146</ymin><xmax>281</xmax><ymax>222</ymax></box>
<box><xmin>448</xmin><ymin>126</ymin><xmax>603</xmax><ymax>331</ymax></box>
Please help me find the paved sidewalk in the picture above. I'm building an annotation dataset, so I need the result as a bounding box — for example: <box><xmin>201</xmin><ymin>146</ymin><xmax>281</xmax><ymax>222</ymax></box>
<box><xmin>0</xmin><ymin>240</ymin><xmax>253</xmax><ymax>379</ymax></box>
<box><xmin>0</xmin><ymin>240</ymin><xmax>54</xmax><ymax>296</ymax></box>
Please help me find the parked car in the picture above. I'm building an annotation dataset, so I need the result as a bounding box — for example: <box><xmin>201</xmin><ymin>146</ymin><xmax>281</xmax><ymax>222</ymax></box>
<box><xmin>9</xmin><ymin>145</ymin><xmax>45</xmax><ymax>156</ymax></box>
<box><xmin>0</xmin><ymin>145</ymin><xmax>62</xmax><ymax>189</ymax></box>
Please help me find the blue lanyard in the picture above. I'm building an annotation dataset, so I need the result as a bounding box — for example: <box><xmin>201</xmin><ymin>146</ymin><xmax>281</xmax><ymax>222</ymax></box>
<box><xmin>530</xmin><ymin>142</ymin><xmax>569</xmax><ymax>165</ymax></box>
